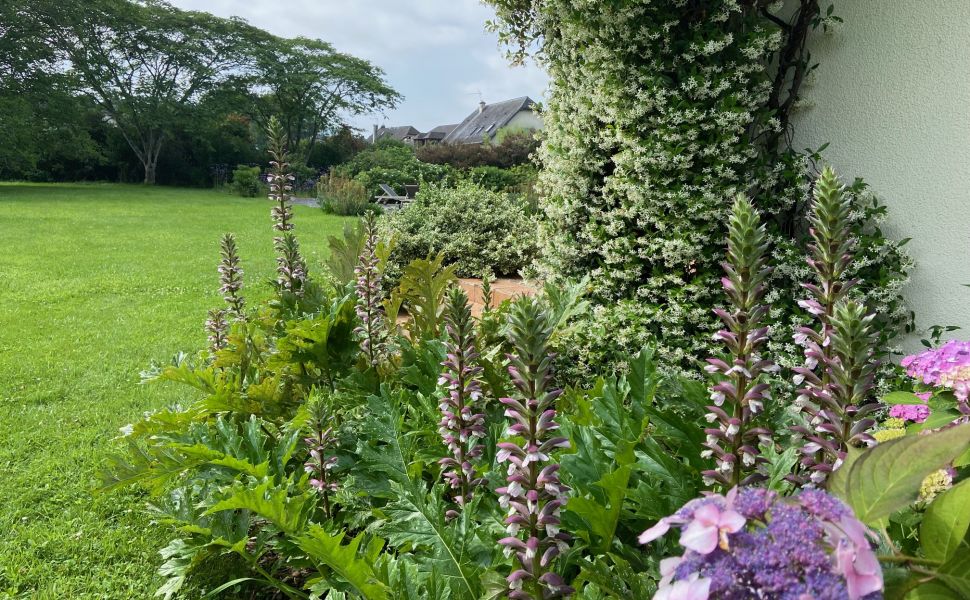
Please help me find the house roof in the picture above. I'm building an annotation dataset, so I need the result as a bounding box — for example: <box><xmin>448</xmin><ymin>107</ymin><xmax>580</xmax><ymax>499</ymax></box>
<box><xmin>372</xmin><ymin>125</ymin><xmax>420</xmax><ymax>143</ymax></box>
<box><xmin>416</xmin><ymin>124</ymin><xmax>458</xmax><ymax>141</ymax></box>
<box><xmin>442</xmin><ymin>96</ymin><xmax>536</xmax><ymax>145</ymax></box>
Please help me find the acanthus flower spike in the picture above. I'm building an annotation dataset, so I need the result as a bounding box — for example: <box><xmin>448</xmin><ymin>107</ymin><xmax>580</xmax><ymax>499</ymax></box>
<box><xmin>437</xmin><ymin>287</ymin><xmax>487</xmax><ymax>518</ymax></box>
<box><xmin>702</xmin><ymin>194</ymin><xmax>775</xmax><ymax>488</ymax></box>
<box><xmin>791</xmin><ymin>167</ymin><xmax>879</xmax><ymax>486</ymax></box>
<box><xmin>354</xmin><ymin>211</ymin><xmax>388</xmax><ymax>368</ymax></box>
<box><xmin>266</xmin><ymin>116</ymin><xmax>306</xmax><ymax>295</ymax></box>
<box><xmin>496</xmin><ymin>298</ymin><xmax>573</xmax><ymax>599</ymax></box>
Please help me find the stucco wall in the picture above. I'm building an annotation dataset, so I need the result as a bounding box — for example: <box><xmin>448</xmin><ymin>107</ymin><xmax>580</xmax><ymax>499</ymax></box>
<box><xmin>506</xmin><ymin>110</ymin><xmax>544</xmax><ymax>132</ymax></box>
<box><xmin>791</xmin><ymin>0</ymin><xmax>970</xmax><ymax>348</ymax></box>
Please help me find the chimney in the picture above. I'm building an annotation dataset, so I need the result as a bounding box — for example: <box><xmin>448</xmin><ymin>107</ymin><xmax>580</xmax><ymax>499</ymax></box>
<box><xmin>372</xmin><ymin>123</ymin><xmax>379</xmax><ymax>143</ymax></box>
<box><xmin>478</xmin><ymin>100</ymin><xmax>486</xmax><ymax>114</ymax></box>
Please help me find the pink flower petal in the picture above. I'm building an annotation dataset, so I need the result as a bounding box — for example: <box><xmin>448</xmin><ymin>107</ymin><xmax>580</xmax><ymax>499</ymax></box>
<box><xmin>680</xmin><ymin>520</ymin><xmax>719</xmax><ymax>554</ymax></box>
<box><xmin>639</xmin><ymin>519</ymin><xmax>671</xmax><ymax>544</ymax></box>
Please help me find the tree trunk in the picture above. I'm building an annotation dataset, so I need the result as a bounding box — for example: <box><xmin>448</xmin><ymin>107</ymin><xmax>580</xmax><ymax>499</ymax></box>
<box><xmin>140</xmin><ymin>134</ymin><xmax>163</xmax><ymax>185</ymax></box>
<box><xmin>143</xmin><ymin>159</ymin><xmax>157</xmax><ymax>185</ymax></box>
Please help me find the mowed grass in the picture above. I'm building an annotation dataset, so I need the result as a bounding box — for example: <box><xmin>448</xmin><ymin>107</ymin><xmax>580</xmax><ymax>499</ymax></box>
<box><xmin>0</xmin><ymin>183</ymin><xmax>351</xmax><ymax>598</ymax></box>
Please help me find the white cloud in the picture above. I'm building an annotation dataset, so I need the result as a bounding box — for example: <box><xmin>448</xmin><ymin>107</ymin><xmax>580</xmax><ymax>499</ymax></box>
<box><xmin>168</xmin><ymin>0</ymin><xmax>548</xmax><ymax>131</ymax></box>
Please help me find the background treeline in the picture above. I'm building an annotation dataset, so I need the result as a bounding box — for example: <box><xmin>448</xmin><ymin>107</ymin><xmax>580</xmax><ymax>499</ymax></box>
<box><xmin>0</xmin><ymin>0</ymin><xmax>398</xmax><ymax>185</ymax></box>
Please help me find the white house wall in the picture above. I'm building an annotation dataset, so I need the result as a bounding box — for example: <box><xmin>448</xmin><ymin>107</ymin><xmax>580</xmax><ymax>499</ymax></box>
<box><xmin>505</xmin><ymin>110</ymin><xmax>544</xmax><ymax>132</ymax></box>
<box><xmin>791</xmin><ymin>0</ymin><xmax>970</xmax><ymax>348</ymax></box>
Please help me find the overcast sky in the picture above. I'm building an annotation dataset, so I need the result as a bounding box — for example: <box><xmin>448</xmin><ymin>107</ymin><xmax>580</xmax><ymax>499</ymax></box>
<box><xmin>168</xmin><ymin>0</ymin><xmax>549</xmax><ymax>133</ymax></box>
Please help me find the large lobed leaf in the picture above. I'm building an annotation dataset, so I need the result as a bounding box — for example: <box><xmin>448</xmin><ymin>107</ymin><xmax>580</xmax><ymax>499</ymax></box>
<box><xmin>828</xmin><ymin>423</ymin><xmax>970</xmax><ymax>525</ymax></box>
<box><xmin>297</xmin><ymin>525</ymin><xmax>390</xmax><ymax>600</ymax></box>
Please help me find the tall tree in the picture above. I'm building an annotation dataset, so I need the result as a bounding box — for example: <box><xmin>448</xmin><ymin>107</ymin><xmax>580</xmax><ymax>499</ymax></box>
<box><xmin>34</xmin><ymin>0</ymin><xmax>266</xmax><ymax>184</ymax></box>
<box><xmin>251</xmin><ymin>37</ymin><xmax>401</xmax><ymax>166</ymax></box>
<box><xmin>0</xmin><ymin>0</ymin><xmax>101</xmax><ymax>179</ymax></box>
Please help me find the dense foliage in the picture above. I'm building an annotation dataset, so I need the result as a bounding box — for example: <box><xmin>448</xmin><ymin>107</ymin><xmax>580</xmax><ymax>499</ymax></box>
<box><xmin>416</xmin><ymin>130</ymin><xmax>539</xmax><ymax>170</ymax></box>
<box><xmin>485</xmin><ymin>1</ymin><xmax>912</xmax><ymax>386</ymax></box>
<box><xmin>380</xmin><ymin>181</ymin><xmax>539</xmax><ymax>279</ymax></box>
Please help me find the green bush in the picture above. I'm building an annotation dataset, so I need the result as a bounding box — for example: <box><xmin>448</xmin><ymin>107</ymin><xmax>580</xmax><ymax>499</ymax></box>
<box><xmin>332</xmin><ymin>140</ymin><xmax>458</xmax><ymax>197</ymax></box>
<box><xmin>317</xmin><ymin>174</ymin><xmax>371</xmax><ymax>216</ymax></box>
<box><xmin>229</xmin><ymin>164</ymin><xmax>263</xmax><ymax>197</ymax></box>
<box><xmin>463</xmin><ymin>164</ymin><xmax>536</xmax><ymax>193</ymax></box>
<box><xmin>381</xmin><ymin>181</ymin><xmax>538</xmax><ymax>278</ymax></box>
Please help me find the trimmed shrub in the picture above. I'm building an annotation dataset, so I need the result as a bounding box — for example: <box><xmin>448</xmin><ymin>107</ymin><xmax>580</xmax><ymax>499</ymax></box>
<box><xmin>381</xmin><ymin>181</ymin><xmax>538</xmax><ymax>278</ymax></box>
<box><xmin>229</xmin><ymin>164</ymin><xmax>262</xmax><ymax>197</ymax></box>
<box><xmin>317</xmin><ymin>174</ymin><xmax>370</xmax><ymax>216</ymax></box>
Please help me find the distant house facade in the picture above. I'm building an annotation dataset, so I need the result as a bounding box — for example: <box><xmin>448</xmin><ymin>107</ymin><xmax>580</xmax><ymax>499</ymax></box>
<box><xmin>443</xmin><ymin>96</ymin><xmax>541</xmax><ymax>145</ymax></box>
<box><xmin>370</xmin><ymin>96</ymin><xmax>542</xmax><ymax>147</ymax></box>
<box><xmin>370</xmin><ymin>125</ymin><xmax>420</xmax><ymax>144</ymax></box>
<box><xmin>414</xmin><ymin>124</ymin><xmax>458</xmax><ymax>146</ymax></box>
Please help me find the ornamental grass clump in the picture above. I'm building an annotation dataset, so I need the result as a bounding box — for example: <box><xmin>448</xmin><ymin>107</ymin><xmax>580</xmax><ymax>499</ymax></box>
<box><xmin>354</xmin><ymin>211</ymin><xmax>388</xmax><ymax>367</ymax></box>
<box><xmin>497</xmin><ymin>298</ymin><xmax>573</xmax><ymax>599</ymax></box>
<box><xmin>640</xmin><ymin>487</ymin><xmax>883</xmax><ymax>600</ymax></box>
<box><xmin>438</xmin><ymin>287</ymin><xmax>487</xmax><ymax>517</ymax></box>
<box><xmin>792</xmin><ymin>167</ymin><xmax>879</xmax><ymax>485</ymax></box>
<box><xmin>702</xmin><ymin>195</ymin><xmax>775</xmax><ymax>488</ymax></box>
<box><xmin>901</xmin><ymin>340</ymin><xmax>970</xmax><ymax>419</ymax></box>
<box><xmin>218</xmin><ymin>232</ymin><xmax>245</xmax><ymax>319</ymax></box>
<box><xmin>266</xmin><ymin>117</ymin><xmax>307</xmax><ymax>295</ymax></box>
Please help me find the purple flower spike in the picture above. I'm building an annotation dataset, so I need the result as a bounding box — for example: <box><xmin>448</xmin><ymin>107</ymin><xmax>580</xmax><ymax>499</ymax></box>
<box><xmin>205</xmin><ymin>308</ymin><xmax>228</xmax><ymax>355</ymax></box>
<box><xmin>791</xmin><ymin>168</ymin><xmax>880</xmax><ymax>487</ymax></box>
<box><xmin>266</xmin><ymin>117</ymin><xmax>306</xmax><ymax>295</ymax></box>
<box><xmin>354</xmin><ymin>211</ymin><xmax>388</xmax><ymax>368</ymax></box>
<box><xmin>641</xmin><ymin>487</ymin><xmax>883</xmax><ymax>600</ymax></box>
<box><xmin>218</xmin><ymin>233</ymin><xmax>245</xmax><ymax>319</ymax></box>
<box><xmin>496</xmin><ymin>299</ymin><xmax>573</xmax><ymax>599</ymax></box>
<box><xmin>703</xmin><ymin>195</ymin><xmax>775</xmax><ymax>487</ymax></box>
<box><xmin>438</xmin><ymin>287</ymin><xmax>487</xmax><ymax>513</ymax></box>
<box><xmin>304</xmin><ymin>395</ymin><xmax>340</xmax><ymax>519</ymax></box>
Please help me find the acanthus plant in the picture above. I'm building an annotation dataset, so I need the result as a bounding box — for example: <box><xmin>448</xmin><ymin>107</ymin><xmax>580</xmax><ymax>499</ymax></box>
<box><xmin>218</xmin><ymin>232</ymin><xmax>245</xmax><ymax>319</ymax></box>
<box><xmin>205</xmin><ymin>308</ymin><xmax>228</xmax><ymax>354</ymax></box>
<box><xmin>792</xmin><ymin>167</ymin><xmax>879</xmax><ymax>486</ymax></box>
<box><xmin>438</xmin><ymin>287</ymin><xmax>487</xmax><ymax>518</ymax></box>
<box><xmin>266</xmin><ymin>117</ymin><xmax>307</xmax><ymax>296</ymax></box>
<box><xmin>702</xmin><ymin>195</ymin><xmax>776</xmax><ymax>488</ymax></box>
<box><xmin>497</xmin><ymin>298</ymin><xmax>573</xmax><ymax>600</ymax></box>
<box><xmin>354</xmin><ymin>210</ymin><xmax>389</xmax><ymax>368</ymax></box>
<box><xmin>304</xmin><ymin>393</ymin><xmax>339</xmax><ymax>519</ymax></box>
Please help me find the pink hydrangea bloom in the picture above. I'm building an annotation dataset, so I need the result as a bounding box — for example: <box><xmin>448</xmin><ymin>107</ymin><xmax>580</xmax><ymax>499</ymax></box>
<box><xmin>902</xmin><ymin>341</ymin><xmax>970</xmax><ymax>418</ymax></box>
<box><xmin>888</xmin><ymin>404</ymin><xmax>929</xmax><ymax>423</ymax></box>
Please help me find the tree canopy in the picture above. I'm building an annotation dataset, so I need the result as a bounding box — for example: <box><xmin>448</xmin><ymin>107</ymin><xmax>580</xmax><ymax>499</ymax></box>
<box><xmin>3</xmin><ymin>0</ymin><xmax>400</xmax><ymax>184</ymax></box>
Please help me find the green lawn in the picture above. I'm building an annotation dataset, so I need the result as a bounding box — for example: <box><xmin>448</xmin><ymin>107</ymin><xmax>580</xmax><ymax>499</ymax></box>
<box><xmin>0</xmin><ymin>183</ymin><xmax>351</xmax><ymax>598</ymax></box>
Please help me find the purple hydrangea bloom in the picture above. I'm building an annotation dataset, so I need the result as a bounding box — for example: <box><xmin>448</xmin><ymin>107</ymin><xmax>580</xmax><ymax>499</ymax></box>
<box><xmin>641</xmin><ymin>487</ymin><xmax>883</xmax><ymax>600</ymax></box>
<box><xmin>902</xmin><ymin>340</ymin><xmax>970</xmax><ymax>419</ymax></box>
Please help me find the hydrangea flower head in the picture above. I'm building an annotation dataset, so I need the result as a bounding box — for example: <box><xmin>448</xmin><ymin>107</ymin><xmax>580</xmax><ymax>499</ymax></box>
<box><xmin>641</xmin><ymin>487</ymin><xmax>883</xmax><ymax>600</ymax></box>
<box><xmin>888</xmin><ymin>403</ymin><xmax>929</xmax><ymax>423</ymax></box>
<box><xmin>902</xmin><ymin>340</ymin><xmax>970</xmax><ymax>418</ymax></box>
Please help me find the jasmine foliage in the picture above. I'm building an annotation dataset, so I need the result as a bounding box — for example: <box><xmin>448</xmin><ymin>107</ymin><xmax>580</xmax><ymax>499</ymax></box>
<box><xmin>486</xmin><ymin>1</ymin><xmax>912</xmax><ymax>389</ymax></box>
